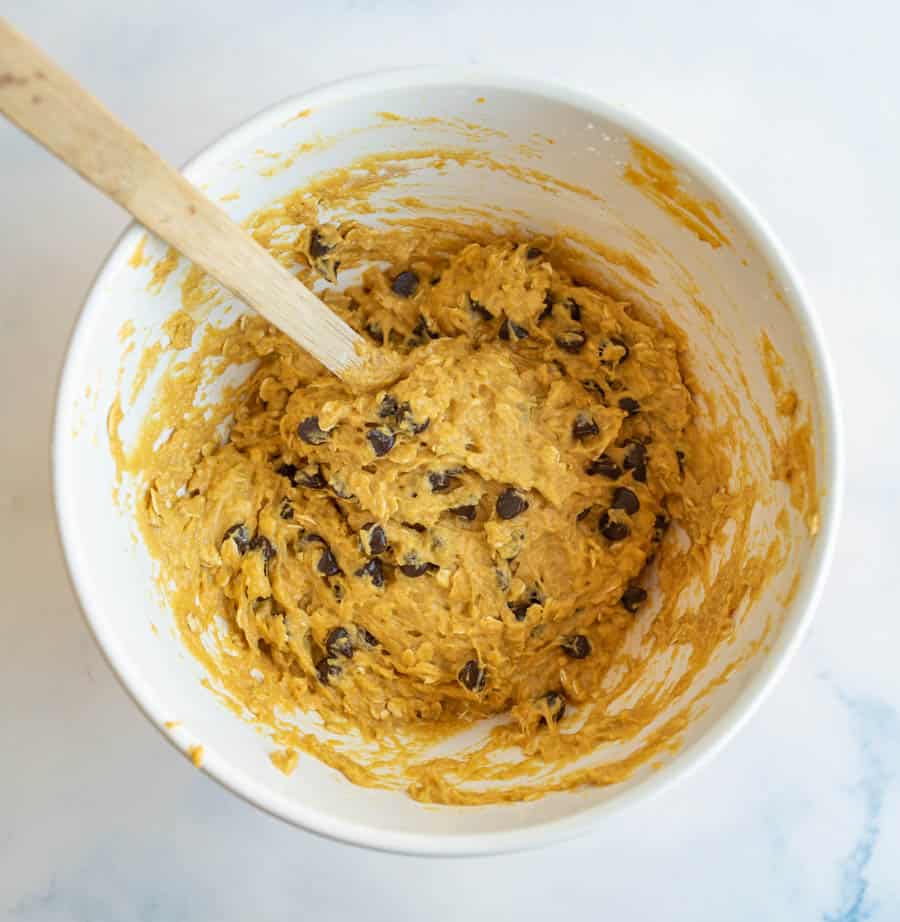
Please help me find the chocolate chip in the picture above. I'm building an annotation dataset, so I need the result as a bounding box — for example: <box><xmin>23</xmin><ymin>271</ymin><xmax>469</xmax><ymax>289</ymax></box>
<box><xmin>396</xmin><ymin>402</ymin><xmax>430</xmax><ymax>434</ymax></box>
<box><xmin>621</xmin><ymin>585</ymin><xmax>648</xmax><ymax>613</ymax></box>
<box><xmin>332</xmin><ymin>582</ymin><xmax>345</xmax><ymax>601</ymax></box>
<box><xmin>325</xmin><ymin>626</ymin><xmax>354</xmax><ymax>659</ymax></box>
<box><xmin>507</xmin><ymin>600</ymin><xmax>530</xmax><ymax>621</ymax></box>
<box><xmin>279</xmin><ymin>499</ymin><xmax>294</xmax><ymax>520</ymax></box>
<box><xmin>653</xmin><ymin>513</ymin><xmax>670</xmax><ymax>542</ymax></box>
<box><xmin>298</xmin><ymin>415</ymin><xmax>330</xmax><ymax>445</ymax></box>
<box><xmin>599</xmin><ymin>512</ymin><xmax>630</xmax><ymax>542</ymax></box>
<box><xmin>378</xmin><ymin>394</ymin><xmax>398</xmax><ymax>418</ymax></box>
<box><xmin>598</xmin><ymin>336</ymin><xmax>630</xmax><ymax>366</ymax></box>
<box><xmin>316</xmin><ymin>657</ymin><xmax>341</xmax><ymax>684</ymax></box>
<box><xmin>250</xmin><ymin>535</ymin><xmax>276</xmax><ymax>564</ymax></box>
<box><xmin>499</xmin><ymin>318</ymin><xmax>529</xmax><ymax>341</ymax></box>
<box><xmin>317</xmin><ymin>548</ymin><xmax>341</xmax><ymax>576</ymax></box>
<box><xmin>469</xmin><ymin>297</ymin><xmax>494</xmax><ymax>321</ymax></box>
<box><xmin>360</xmin><ymin>522</ymin><xmax>388</xmax><ymax>556</ymax></box>
<box><xmin>572</xmin><ymin>412</ymin><xmax>600</xmax><ymax>441</ymax></box>
<box><xmin>276</xmin><ymin>462</ymin><xmax>298</xmax><ymax>483</ymax></box>
<box><xmin>223</xmin><ymin>523</ymin><xmax>250</xmax><ymax>554</ymax></box>
<box><xmin>407</xmin><ymin>321</ymin><xmax>426</xmax><ymax>347</ymax></box>
<box><xmin>508</xmin><ymin>587</ymin><xmax>543</xmax><ymax>621</ymax></box>
<box><xmin>566</xmin><ymin>299</ymin><xmax>582</xmax><ymax>322</ymax></box>
<box><xmin>676</xmin><ymin>449</ymin><xmax>686</xmax><ymax>476</ymax></box>
<box><xmin>301</xmin><ymin>532</ymin><xmax>327</xmax><ymax>545</ymax></box>
<box><xmin>358</xmin><ymin>627</ymin><xmax>379</xmax><ymax>647</ymax></box>
<box><xmin>391</xmin><ymin>270</ymin><xmax>419</xmax><ymax>297</ymax></box>
<box><xmin>623</xmin><ymin>439</ymin><xmax>647</xmax><ymax>462</ymax></box>
<box><xmin>540</xmin><ymin>691</ymin><xmax>566</xmax><ymax>723</ymax></box>
<box><xmin>526</xmin><ymin>246</ymin><xmax>542</xmax><ymax>260</ymax></box>
<box><xmin>309</xmin><ymin>229</ymin><xmax>332</xmax><ymax>259</ymax></box>
<box><xmin>538</xmin><ymin>293</ymin><xmax>554</xmax><ymax>324</ymax></box>
<box><xmin>401</xmin><ymin>522</ymin><xmax>427</xmax><ymax>533</ymax></box>
<box><xmin>556</xmin><ymin>330</ymin><xmax>587</xmax><ymax>353</ymax></box>
<box><xmin>367</xmin><ymin>428</ymin><xmax>395</xmax><ymax>457</ymax></box>
<box><xmin>365</xmin><ymin>323</ymin><xmax>384</xmax><ymax>345</ymax></box>
<box><xmin>355</xmin><ymin>557</ymin><xmax>385</xmax><ymax>588</ymax></box>
<box><xmin>297</xmin><ymin>466</ymin><xmax>328</xmax><ymax>489</ymax></box>
<box><xmin>586</xmin><ymin>454</ymin><xmax>622</xmax><ymax>479</ymax></box>
<box><xmin>623</xmin><ymin>440</ymin><xmax>647</xmax><ymax>483</ymax></box>
<box><xmin>399</xmin><ymin>555</ymin><xmax>437</xmax><ymax>578</ymax></box>
<box><xmin>535</xmin><ymin>291</ymin><xmax>554</xmax><ymax>326</ymax></box>
<box><xmin>611</xmin><ymin>486</ymin><xmax>640</xmax><ymax>515</ymax></box>
<box><xmin>428</xmin><ymin>470</ymin><xmax>460</xmax><ymax>494</ymax></box>
<box><xmin>561</xmin><ymin>634</ymin><xmax>592</xmax><ymax>659</ymax></box>
<box><xmin>618</xmin><ymin>396</ymin><xmax>640</xmax><ymax>417</ymax></box>
<box><xmin>458</xmin><ymin>660</ymin><xmax>487</xmax><ymax>692</ymax></box>
<box><xmin>449</xmin><ymin>504</ymin><xmax>477</xmax><ymax>521</ymax></box>
<box><xmin>411</xmin><ymin>315</ymin><xmax>440</xmax><ymax>342</ymax></box>
<box><xmin>496</xmin><ymin>488</ymin><xmax>528</xmax><ymax>520</ymax></box>
<box><xmin>581</xmin><ymin>379</ymin><xmax>606</xmax><ymax>400</ymax></box>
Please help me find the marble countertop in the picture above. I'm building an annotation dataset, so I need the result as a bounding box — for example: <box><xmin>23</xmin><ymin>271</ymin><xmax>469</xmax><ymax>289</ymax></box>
<box><xmin>2</xmin><ymin>1</ymin><xmax>898</xmax><ymax>918</ymax></box>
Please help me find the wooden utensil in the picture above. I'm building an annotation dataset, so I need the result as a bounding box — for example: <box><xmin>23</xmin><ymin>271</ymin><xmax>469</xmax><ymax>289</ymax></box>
<box><xmin>0</xmin><ymin>18</ymin><xmax>364</xmax><ymax>378</ymax></box>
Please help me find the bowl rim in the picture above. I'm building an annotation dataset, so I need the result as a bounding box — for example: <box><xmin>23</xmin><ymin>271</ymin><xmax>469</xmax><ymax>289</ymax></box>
<box><xmin>52</xmin><ymin>67</ymin><xmax>844</xmax><ymax>857</ymax></box>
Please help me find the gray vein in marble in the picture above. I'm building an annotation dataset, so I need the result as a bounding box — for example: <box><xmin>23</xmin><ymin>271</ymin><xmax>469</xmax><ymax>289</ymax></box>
<box><xmin>824</xmin><ymin>691</ymin><xmax>900</xmax><ymax>922</ymax></box>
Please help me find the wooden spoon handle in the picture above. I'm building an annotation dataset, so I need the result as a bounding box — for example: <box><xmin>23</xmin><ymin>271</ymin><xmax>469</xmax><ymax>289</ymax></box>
<box><xmin>0</xmin><ymin>18</ymin><xmax>363</xmax><ymax>378</ymax></box>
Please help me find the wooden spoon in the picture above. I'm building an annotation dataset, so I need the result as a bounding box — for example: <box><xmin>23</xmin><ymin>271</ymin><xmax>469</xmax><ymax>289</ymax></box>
<box><xmin>0</xmin><ymin>18</ymin><xmax>364</xmax><ymax>378</ymax></box>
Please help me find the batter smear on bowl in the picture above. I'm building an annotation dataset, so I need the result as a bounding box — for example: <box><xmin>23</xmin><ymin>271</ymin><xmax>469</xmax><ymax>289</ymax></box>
<box><xmin>115</xmin><ymin>174</ymin><xmax>812</xmax><ymax>803</ymax></box>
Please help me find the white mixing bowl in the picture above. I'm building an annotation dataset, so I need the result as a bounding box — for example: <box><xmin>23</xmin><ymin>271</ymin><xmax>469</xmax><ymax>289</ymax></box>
<box><xmin>53</xmin><ymin>71</ymin><xmax>842</xmax><ymax>855</ymax></box>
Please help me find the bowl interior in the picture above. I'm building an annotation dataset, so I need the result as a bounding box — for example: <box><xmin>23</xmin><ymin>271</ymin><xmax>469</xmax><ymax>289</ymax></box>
<box><xmin>55</xmin><ymin>74</ymin><xmax>837</xmax><ymax>854</ymax></box>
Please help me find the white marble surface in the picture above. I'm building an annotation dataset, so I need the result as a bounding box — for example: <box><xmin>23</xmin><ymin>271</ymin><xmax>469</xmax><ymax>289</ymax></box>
<box><xmin>2</xmin><ymin>0</ymin><xmax>898</xmax><ymax>918</ymax></box>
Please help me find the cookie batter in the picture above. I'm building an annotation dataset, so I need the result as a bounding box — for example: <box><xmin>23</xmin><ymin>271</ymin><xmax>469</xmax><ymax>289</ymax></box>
<box><xmin>117</xmin><ymin>156</ymin><xmax>806</xmax><ymax>803</ymax></box>
<box><xmin>179</xmin><ymin>237</ymin><xmax>687</xmax><ymax>721</ymax></box>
